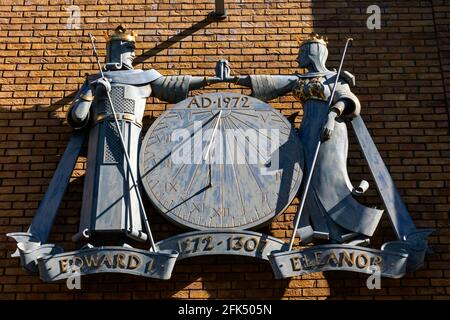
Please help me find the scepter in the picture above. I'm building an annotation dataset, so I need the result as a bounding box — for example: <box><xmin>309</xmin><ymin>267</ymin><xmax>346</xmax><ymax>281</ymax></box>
<box><xmin>288</xmin><ymin>37</ymin><xmax>353</xmax><ymax>251</ymax></box>
<box><xmin>87</xmin><ymin>33</ymin><xmax>157</xmax><ymax>252</ymax></box>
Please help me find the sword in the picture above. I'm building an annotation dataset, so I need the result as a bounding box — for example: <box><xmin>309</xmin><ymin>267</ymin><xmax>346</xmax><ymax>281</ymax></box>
<box><xmin>88</xmin><ymin>33</ymin><xmax>157</xmax><ymax>252</ymax></box>
<box><xmin>288</xmin><ymin>38</ymin><xmax>353</xmax><ymax>251</ymax></box>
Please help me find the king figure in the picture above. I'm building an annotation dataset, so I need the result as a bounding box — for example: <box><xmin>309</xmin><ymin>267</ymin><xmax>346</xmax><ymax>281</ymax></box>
<box><xmin>68</xmin><ymin>26</ymin><xmax>216</xmax><ymax>243</ymax></box>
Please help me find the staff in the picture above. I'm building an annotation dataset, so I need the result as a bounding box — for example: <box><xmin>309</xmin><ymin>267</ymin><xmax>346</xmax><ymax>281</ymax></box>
<box><xmin>288</xmin><ymin>38</ymin><xmax>354</xmax><ymax>251</ymax></box>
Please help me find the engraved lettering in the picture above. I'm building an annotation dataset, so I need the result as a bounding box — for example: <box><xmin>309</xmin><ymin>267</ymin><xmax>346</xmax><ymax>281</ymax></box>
<box><xmin>326</xmin><ymin>251</ymin><xmax>339</xmax><ymax>266</ymax></box>
<box><xmin>144</xmin><ymin>259</ymin><xmax>155</xmax><ymax>274</ymax></box>
<box><xmin>356</xmin><ymin>253</ymin><xmax>370</xmax><ymax>269</ymax></box>
<box><xmin>231</xmin><ymin>96</ymin><xmax>240</xmax><ymax>108</ymax></box>
<box><xmin>340</xmin><ymin>250</ymin><xmax>355</xmax><ymax>267</ymax></box>
<box><xmin>114</xmin><ymin>253</ymin><xmax>127</xmax><ymax>269</ymax></box>
<box><xmin>314</xmin><ymin>251</ymin><xmax>322</xmax><ymax>265</ymax></box>
<box><xmin>202</xmin><ymin>97</ymin><xmax>212</xmax><ymax>108</ymax></box>
<box><xmin>191</xmin><ymin>237</ymin><xmax>200</xmax><ymax>252</ymax></box>
<box><xmin>127</xmin><ymin>255</ymin><xmax>142</xmax><ymax>270</ymax></box>
<box><xmin>228</xmin><ymin>236</ymin><xmax>244</xmax><ymax>251</ymax></box>
<box><xmin>371</xmin><ymin>255</ymin><xmax>383</xmax><ymax>268</ymax></box>
<box><xmin>86</xmin><ymin>254</ymin><xmax>101</xmax><ymax>268</ymax></box>
<box><xmin>202</xmin><ymin>236</ymin><xmax>214</xmax><ymax>251</ymax></box>
<box><xmin>100</xmin><ymin>254</ymin><xmax>114</xmax><ymax>268</ymax></box>
<box><xmin>59</xmin><ymin>258</ymin><xmax>69</xmax><ymax>273</ymax></box>
<box><xmin>241</xmin><ymin>96</ymin><xmax>250</xmax><ymax>108</ymax></box>
<box><xmin>223</xmin><ymin>97</ymin><xmax>231</xmax><ymax>108</ymax></box>
<box><xmin>290</xmin><ymin>256</ymin><xmax>302</xmax><ymax>271</ymax></box>
<box><xmin>187</xmin><ymin>96</ymin><xmax>201</xmax><ymax>108</ymax></box>
<box><xmin>244</xmin><ymin>238</ymin><xmax>258</xmax><ymax>252</ymax></box>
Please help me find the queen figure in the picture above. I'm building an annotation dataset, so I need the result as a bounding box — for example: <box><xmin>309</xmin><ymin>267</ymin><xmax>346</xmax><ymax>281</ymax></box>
<box><xmin>226</xmin><ymin>33</ymin><xmax>384</xmax><ymax>244</ymax></box>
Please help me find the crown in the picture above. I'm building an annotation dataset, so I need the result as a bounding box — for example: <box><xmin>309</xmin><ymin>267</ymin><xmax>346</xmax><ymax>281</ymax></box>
<box><xmin>297</xmin><ymin>33</ymin><xmax>328</xmax><ymax>47</ymax></box>
<box><xmin>103</xmin><ymin>25</ymin><xmax>138</xmax><ymax>42</ymax></box>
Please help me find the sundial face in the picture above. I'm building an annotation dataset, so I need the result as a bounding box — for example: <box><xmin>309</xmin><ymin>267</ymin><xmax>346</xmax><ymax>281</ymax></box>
<box><xmin>140</xmin><ymin>92</ymin><xmax>303</xmax><ymax>230</ymax></box>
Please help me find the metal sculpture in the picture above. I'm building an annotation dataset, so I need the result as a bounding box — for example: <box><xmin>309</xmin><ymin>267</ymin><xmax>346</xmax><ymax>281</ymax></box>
<box><xmin>217</xmin><ymin>33</ymin><xmax>432</xmax><ymax>278</ymax></box>
<box><xmin>7</xmin><ymin>28</ymin><xmax>432</xmax><ymax>282</ymax></box>
<box><xmin>8</xmin><ymin>25</ymin><xmax>223</xmax><ymax>280</ymax></box>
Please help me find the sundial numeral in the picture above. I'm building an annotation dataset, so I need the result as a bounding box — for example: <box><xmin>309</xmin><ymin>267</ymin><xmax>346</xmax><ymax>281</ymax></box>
<box><xmin>157</xmin><ymin>134</ymin><xmax>171</xmax><ymax>143</ymax></box>
<box><xmin>177</xmin><ymin>112</ymin><xmax>185</xmax><ymax>120</ymax></box>
<box><xmin>148</xmin><ymin>132</ymin><xmax>172</xmax><ymax>145</ymax></box>
<box><xmin>148</xmin><ymin>136</ymin><xmax>159</xmax><ymax>145</ymax></box>
<box><xmin>150</xmin><ymin>180</ymin><xmax>160</xmax><ymax>190</ymax></box>
<box><xmin>261</xmin><ymin>192</ymin><xmax>268</xmax><ymax>203</ymax></box>
<box><xmin>211</xmin><ymin>207</ymin><xmax>221</xmax><ymax>218</ymax></box>
<box><xmin>165</xmin><ymin>181</ymin><xmax>178</xmax><ymax>192</ymax></box>
<box><xmin>145</xmin><ymin>158</ymin><xmax>157</xmax><ymax>170</ymax></box>
<box><xmin>190</xmin><ymin>201</ymin><xmax>203</xmax><ymax>214</ymax></box>
<box><xmin>163</xmin><ymin>199</ymin><xmax>174</xmax><ymax>209</ymax></box>
<box><xmin>162</xmin><ymin>159</ymin><xmax>173</xmax><ymax>169</ymax></box>
<box><xmin>211</xmin><ymin>207</ymin><xmax>230</xmax><ymax>218</ymax></box>
<box><xmin>271</xmin><ymin>115</ymin><xmax>284</xmax><ymax>123</ymax></box>
<box><xmin>260</xmin><ymin>113</ymin><xmax>270</xmax><ymax>123</ymax></box>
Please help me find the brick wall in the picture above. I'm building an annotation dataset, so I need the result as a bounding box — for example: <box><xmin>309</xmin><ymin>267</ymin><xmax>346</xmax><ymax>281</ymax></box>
<box><xmin>0</xmin><ymin>0</ymin><xmax>449</xmax><ymax>300</ymax></box>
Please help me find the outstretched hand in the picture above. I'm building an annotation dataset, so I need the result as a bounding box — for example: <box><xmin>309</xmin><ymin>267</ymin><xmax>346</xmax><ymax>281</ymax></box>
<box><xmin>215</xmin><ymin>59</ymin><xmax>231</xmax><ymax>80</ymax></box>
<box><xmin>201</xmin><ymin>60</ymin><xmax>250</xmax><ymax>87</ymax></box>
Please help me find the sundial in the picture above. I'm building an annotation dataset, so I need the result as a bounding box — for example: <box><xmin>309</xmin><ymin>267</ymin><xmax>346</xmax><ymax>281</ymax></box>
<box><xmin>140</xmin><ymin>92</ymin><xmax>303</xmax><ymax>230</ymax></box>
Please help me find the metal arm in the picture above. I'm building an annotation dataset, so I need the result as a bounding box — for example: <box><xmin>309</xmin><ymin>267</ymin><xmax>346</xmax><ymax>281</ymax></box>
<box><xmin>188</xmin><ymin>76</ymin><xmax>226</xmax><ymax>91</ymax></box>
<box><xmin>212</xmin><ymin>0</ymin><xmax>227</xmax><ymax>19</ymax></box>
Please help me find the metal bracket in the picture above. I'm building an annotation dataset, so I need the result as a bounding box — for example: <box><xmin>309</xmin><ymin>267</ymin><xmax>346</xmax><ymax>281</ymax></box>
<box><xmin>210</xmin><ymin>0</ymin><xmax>227</xmax><ymax>20</ymax></box>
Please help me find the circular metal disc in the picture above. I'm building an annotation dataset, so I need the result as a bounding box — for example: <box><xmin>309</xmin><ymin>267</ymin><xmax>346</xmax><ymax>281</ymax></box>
<box><xmin>140</xmin><ymin>92</ymin><xmax>303</xmax><ymax>230</ymax></box>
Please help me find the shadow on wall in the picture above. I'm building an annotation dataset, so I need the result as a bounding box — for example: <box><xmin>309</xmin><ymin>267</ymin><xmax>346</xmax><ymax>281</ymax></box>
<box><xmin>133</xmin><ymin>14</ymin><xmax>217</xmax><ymax>65</ymax></box>
<box><xmin>4</xmin><ymin>12</ymin><xmax>220</xmax><ymax>120</ymax></box>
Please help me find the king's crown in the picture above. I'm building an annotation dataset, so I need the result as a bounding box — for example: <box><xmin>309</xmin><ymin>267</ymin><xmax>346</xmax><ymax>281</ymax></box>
<box><xmin>104</xmin><ymin>25</ymin><xmax>138</xmax><ymax>43</ymax></box>
<box><xmin>297</xmin><ymin>33</ymin><xmax>328</xmax><ymax>47</ymax></box>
